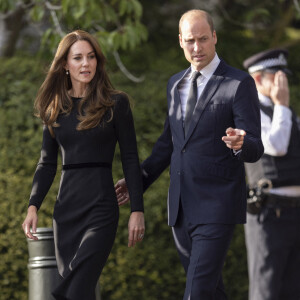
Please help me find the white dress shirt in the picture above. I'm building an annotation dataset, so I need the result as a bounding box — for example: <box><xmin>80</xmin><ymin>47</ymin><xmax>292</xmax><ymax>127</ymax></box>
<box><xmin>259</xmin><ymin>93</ymin><xmax>300</xmax><ymax>196</ymax></box>
<box><xmin>178</xmin><ymin>53</ymin><xmax>220</xmax><ymax>120</ymax></box>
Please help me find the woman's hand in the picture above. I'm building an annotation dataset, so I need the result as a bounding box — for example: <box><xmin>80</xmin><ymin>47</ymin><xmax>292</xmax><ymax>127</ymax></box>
<box><xmin>22</xmin><ymin>205</ymin><xmax>38</xmax><ymax>240</ymax></box>
<box><xmin>128</xmin><ymin>211</ymin><xmax>145</xmax><ymax>247</ymax></box>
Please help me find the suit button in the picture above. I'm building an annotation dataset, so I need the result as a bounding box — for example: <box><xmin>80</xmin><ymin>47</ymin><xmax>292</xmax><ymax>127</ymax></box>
<box><xmin>182</xmin><ymin>148</ymin><xmax>186</xmax><ymax>153</ymax></box>
<box><xmin>177</xmin><ymin>171</ymin><xmax>181</xmax><ymax>175</ymax></box>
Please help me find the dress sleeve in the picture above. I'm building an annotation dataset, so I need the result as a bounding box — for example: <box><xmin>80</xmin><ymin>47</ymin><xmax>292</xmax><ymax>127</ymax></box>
<box><xmin>114</xmin><ymin>94</ymin><xmax>144</xmax><ymax>212</ymax></box>
<box><xmin>29</xmin><ymin>125</ymin><xmax>58</xmax><ymax>210</ymax></box>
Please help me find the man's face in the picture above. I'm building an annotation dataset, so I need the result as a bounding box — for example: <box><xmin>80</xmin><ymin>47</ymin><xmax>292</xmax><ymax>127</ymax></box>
<box><xmin>179</xmin><ymin>16</ymin><xmax>217</xmax><ymax>71</ymax></box>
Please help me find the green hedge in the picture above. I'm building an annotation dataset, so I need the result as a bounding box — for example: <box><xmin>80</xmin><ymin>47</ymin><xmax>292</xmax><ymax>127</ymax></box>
<box><xmin>0</xmin><ymin>57</ymin><xmax>54</xmax><ymax>300</ymax></box>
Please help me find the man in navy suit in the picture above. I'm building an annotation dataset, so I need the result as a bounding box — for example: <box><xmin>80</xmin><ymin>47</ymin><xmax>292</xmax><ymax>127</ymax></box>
<box><xmin>116</xmin><ymin>9</ymin><xmax>263</xmax><ymax>299</ymax></box>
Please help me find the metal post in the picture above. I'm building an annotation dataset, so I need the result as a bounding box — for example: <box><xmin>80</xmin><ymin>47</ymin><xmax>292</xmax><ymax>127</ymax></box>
<box><xmin>27</xmin><ymin>227</ymin><xmax>101</xmax><ymax>300</ymax></box>
<box><xmin>27</xmin><ymin>228</ymin><xmax>60</xmax><ymax>300</ymax></box>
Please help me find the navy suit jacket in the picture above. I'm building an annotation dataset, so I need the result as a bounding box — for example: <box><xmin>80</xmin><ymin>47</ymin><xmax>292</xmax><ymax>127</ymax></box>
<box><xmin>141</xmin><ymin>60</ymin><xmax>264</xmax><ymax>226</ymax></box>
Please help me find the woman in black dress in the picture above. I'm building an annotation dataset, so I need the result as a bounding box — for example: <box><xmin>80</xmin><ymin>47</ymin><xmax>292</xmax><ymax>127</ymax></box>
<box><xmin>22</xmin><ymin>30</ymin><xmax>145</xmax><ymax>300</ymax></box>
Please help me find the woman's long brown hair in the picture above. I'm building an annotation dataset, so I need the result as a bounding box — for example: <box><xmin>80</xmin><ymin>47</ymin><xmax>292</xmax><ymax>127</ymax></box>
<box><xmin>34</xmin><ymin>30</ymin><xmax>118</xmax><ymax>135</ymax></box>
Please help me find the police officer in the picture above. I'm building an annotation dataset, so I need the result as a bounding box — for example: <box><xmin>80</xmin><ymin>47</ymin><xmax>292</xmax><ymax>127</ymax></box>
<box><xmin>243</xmin><ymin>48</ymin><xmax>300</xmax><ymax>300</ymax></box>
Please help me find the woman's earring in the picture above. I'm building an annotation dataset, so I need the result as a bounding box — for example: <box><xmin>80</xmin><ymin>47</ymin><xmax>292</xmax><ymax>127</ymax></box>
<box><xmin>66</xmin><ymin>70</ymin><xmax>69</xmax><ymax>75</ymax></box>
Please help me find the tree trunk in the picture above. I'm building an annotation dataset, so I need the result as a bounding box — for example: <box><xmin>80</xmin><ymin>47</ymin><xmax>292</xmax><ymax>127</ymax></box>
<box><xmin>0</xmin><ymin>3</ymin><xmax>27</xmax><ymax>57</ymax></box>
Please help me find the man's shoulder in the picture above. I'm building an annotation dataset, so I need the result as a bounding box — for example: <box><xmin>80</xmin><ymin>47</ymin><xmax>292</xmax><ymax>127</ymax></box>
<box><xmin>219</xmin><ymin>60</ymin><xmax>251</xmax><ymax>81</ymax></box>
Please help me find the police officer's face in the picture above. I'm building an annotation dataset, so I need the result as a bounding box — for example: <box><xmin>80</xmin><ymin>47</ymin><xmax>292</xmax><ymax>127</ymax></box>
<box><xmin>260</xmin><ymin>70</ymin><xmax>289</xmax><ymax>98</ymax></box>
<box><xmin>261</xmin><ymin>72</ymin><xmax>275</xmax><ymax>97</ymax></box>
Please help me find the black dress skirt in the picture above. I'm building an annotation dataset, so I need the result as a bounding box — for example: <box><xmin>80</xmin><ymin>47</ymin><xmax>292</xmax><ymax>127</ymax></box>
<box><xmin>29</xmin><ymin>94</ymin><xmax>144</xmax><ymax>300</ymax></box>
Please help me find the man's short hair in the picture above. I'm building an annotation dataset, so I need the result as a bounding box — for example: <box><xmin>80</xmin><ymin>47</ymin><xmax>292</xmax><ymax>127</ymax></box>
<box><xmin>179</xmin><ymin>10</ymin><xmax>214</xmax><ymax>35</ymax></box>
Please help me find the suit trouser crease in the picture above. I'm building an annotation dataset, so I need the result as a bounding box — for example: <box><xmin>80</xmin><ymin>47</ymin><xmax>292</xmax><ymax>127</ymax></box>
<box><xmin>172</xmin><ymin>204</ymin><xmax>235</xmax><ymax>300</ymax></box>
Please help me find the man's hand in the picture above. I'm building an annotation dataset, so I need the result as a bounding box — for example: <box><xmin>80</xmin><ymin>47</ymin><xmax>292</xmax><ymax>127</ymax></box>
<box><xmin>128</xmin><ymin>211</ymin><xmax>145</xmax><ymax>247</ymax></box>
<box><xmin>222</xmin><ymin>127</ymin><xmax>246</xmax><ymax>151</ymax></box>
<box><xmin>115</xmin><ymin>178</ymin><xmax>130</xmax><ymax>206</ymax></box>
<box><xmin>270</xmin><ymin>71</ymin><xmax>289</xmax><ymax>107</ymax></box>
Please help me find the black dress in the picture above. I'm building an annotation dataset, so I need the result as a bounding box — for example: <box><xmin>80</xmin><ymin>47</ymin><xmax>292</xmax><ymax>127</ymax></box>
<box><xmin>29</xmin><ymin>94</ymin><xmax>144</xmax><ymax>300</ymax></box>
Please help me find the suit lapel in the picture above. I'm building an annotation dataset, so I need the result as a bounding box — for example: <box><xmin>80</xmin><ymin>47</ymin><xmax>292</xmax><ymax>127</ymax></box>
<box><xmin>169</xmin><ymin>68</ymin><xmax>191</xmax><ymax>141</ymax></box>
<box><xmin>183</xmin><ymin>61</ymin><xmax>226</xmax><ymax>146</ymax></box>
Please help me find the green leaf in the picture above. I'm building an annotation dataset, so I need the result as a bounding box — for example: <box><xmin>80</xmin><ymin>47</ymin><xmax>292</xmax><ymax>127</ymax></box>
<box><xmin>119</xmin><ymin>0</ymin><xmax>128</xmax><ymax>16</ymax></box>
<box><xmin>103</xmin><ymin>4</ymin><xmax>118</xmax><ymax>23</ymax></box>
<box><xmin>131</xmin><ymin>0</ymin><xmax>143</xmax><ymax>18</ymax></box>
<box><xmin>29</xmin><ymin>5</ymin><xmax>41</xmax><ymax>22</ymax></box>
<box><xmin>0</xmin><ymin>0</ymin><xmax>14</xmax><ymax>12</ymax></box>
<box><xmin>61</xmin><ymin>0</ymin><xmax>70</xmax><ymax>14</ymax></box>
<box><xmin>121</xmin><ymin>31</ymin><xmax>128</xmax><ymax>50</ymax></box>
<box><xmin>73</xmin><ymin>6</ymin><xmax>86</xmax><ymax>19</ymax></box>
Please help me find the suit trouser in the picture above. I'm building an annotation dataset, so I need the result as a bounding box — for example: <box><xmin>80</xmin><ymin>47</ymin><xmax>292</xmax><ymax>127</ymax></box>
<box><xmin>172</xmin><ymin>204</ymin><xmax>235</xmax><ymax>300</ymax></box>
<box><xmin>245</xmin><ymin>206</ymin><xmax>300</xmax><ymax>300</ymax></box>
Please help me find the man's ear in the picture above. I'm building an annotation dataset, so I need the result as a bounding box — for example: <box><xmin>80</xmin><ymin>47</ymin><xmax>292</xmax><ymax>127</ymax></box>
<box><xmin>179</xmin><ymin>34</ymin><xmax>183</xmax><ymax>49</ymax></box>
<box><xmin>213</xmin><ymin>30</ymin><xmax>217</xmax><ymax>45</ymax></box>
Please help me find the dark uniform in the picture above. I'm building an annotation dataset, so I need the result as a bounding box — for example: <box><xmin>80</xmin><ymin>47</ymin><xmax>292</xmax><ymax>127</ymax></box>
<box><xmin>243</xmin><ymin>49</ymin><xmax>300</xmax><ymax>300</ymax></box>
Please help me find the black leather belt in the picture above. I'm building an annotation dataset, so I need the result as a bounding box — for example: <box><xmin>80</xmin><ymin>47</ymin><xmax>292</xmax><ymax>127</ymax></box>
<box><xmin>62</xmin><ymin>162</ymin><xmax>112</xmax><ymax>170</ymax></box>
<box><xmin>265</xmin><ymin>194</ymin><xmax>300</xmax><ymax>208</ymax></box>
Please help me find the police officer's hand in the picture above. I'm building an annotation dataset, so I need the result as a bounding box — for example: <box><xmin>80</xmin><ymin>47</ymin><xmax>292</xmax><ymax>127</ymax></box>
<box><xmin>270</xmin><ymin>71</ymin><xmax>289</xmax><ymax>107</ymax></box>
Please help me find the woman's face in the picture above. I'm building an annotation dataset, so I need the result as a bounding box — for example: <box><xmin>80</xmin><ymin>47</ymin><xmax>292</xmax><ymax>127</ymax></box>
<box><xmin>65</xmin><ymin>40</ymin><xmax>97</xmax><ymax>88</ymax></box>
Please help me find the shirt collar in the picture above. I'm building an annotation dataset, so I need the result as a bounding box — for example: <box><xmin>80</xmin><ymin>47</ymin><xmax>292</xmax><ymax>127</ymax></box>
<box><xmin>188</xmin><ymin>53</ymin><xmax>220</xmax><ymax>80</ymax></box>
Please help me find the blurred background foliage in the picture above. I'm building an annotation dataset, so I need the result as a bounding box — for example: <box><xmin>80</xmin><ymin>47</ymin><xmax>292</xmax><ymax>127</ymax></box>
<box><xmin>0</xmin><ymin>0</ymin><xmax>300</xmax><ymax>299</ymax></box>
